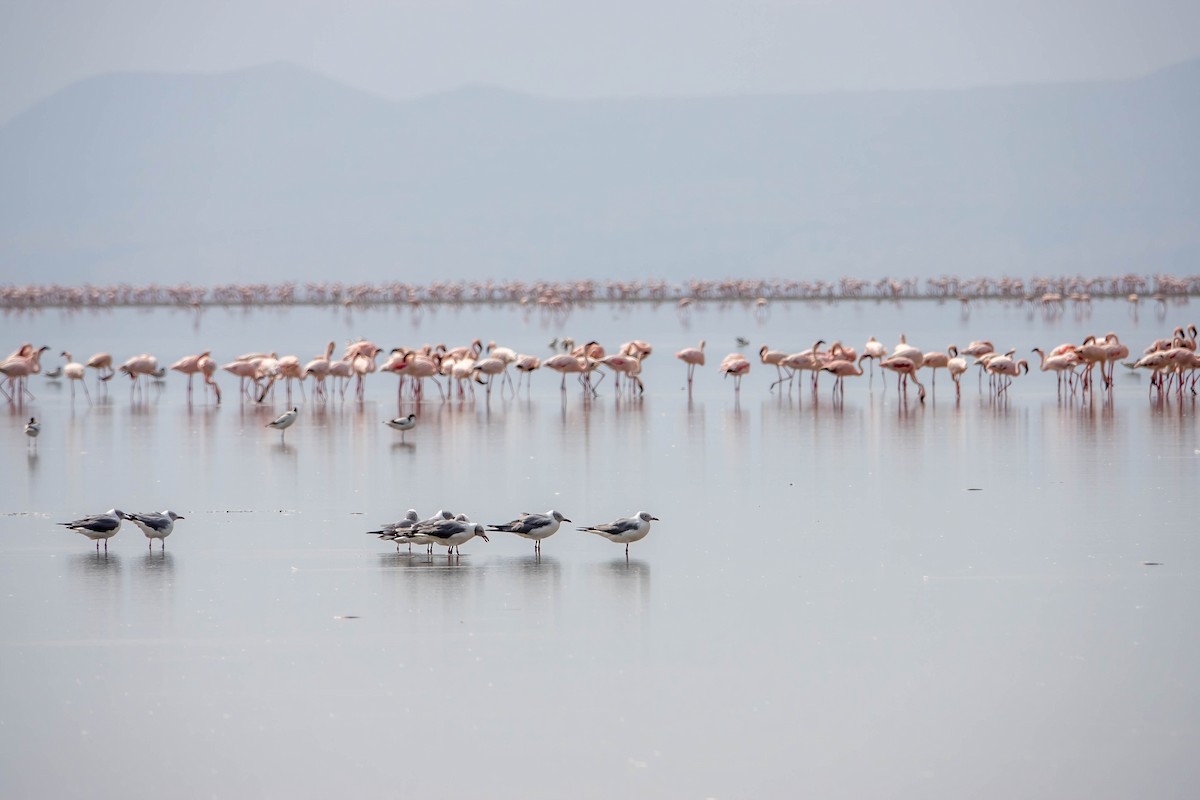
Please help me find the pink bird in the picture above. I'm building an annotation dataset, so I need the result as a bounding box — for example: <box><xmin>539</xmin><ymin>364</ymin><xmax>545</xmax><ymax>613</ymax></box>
<box><xmin>719</xmin><ymin>353</ymin><xmax>751</xmax><ymax>392</ymax></box>
<box><xmin>514</xmin><ymin>354</ymin><xmax>541</xmax><ymax>392</ymax></box>
<box><xmin>675</xmin><ymin>340</ymin><xmax>705</xmax><ymax>387</ymax></box>
<box><xmin>61</xmin><ymin>351</ymin><xmax>91</xmax><ymax>403</ymax></box>
<box><xmin>170</xmin><ymin>350</ymin><xmax>211</xmax><ymax>402</ymax></box>
<box><xmin>544</xmin><ymin>353</ymin><xmax>587</xmax><ymax>391</ymax></box>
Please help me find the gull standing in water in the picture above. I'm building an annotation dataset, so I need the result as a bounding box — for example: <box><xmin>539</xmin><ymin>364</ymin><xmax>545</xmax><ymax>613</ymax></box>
<box><xmin>407</xmin><ymin>518</ymin><xmax>489</xmax><ymax>556</ymax></box>
<box><xmin>266</xmin><ymin>407</ymin><xmax>298</xmax><ymax>441</ymax></box>
<box><xmin>366</xmin><ymin>509</ymin><xmax>421</xmax><ymax>551</ymax></box>
<box><xmin>577</xmin><ymin>511</ymin><xmax>658</xmax><ymax>556</ymax></box>
<box><xmin>487</xmin><ymin>510</ymin><xmax>571</xmax><ymax>554</ymax></box>
<box><xmin>124</xmin><ymin>510</ymin><xmax>185</xmax><ymax>550</ymax></box>
<box><xmin>59</xmin><ymin>509</ymin><xmax>125</xmax><ymax>551</ymax></box>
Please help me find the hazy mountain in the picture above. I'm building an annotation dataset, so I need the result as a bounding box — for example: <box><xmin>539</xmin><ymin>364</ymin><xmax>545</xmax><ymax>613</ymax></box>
<box><xmin>1</xmin><ymin>60</ymin><xmax>1197</xmax><ymax>285</ymax></box>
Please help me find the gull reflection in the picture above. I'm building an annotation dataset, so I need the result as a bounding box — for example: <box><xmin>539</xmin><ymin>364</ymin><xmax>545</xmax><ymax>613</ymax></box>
<box><xmin>69</xmin><ymin>551</ymin><xmax>125</xmax><ymax>629</ymax></box>
<box><xmin>595</xmin><ymin>557</ymin><xmax>652</xmax><ymax>618</ymax></box>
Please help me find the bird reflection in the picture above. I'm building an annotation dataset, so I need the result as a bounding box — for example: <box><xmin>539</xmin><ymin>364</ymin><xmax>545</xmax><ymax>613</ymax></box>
<box><xmin>598</xmin><ymin>558</ymin><xmax>651</xmax><ymax>614</ymax></box>
<box><xmin>70</xmin><ymin>550</ymin><xmax>123</xmax><ymax>575</ymax></box>
<box><xmin>140</xmin><ymin>549</ymin><xmax>176</xmax><ymax>577</ymax></box>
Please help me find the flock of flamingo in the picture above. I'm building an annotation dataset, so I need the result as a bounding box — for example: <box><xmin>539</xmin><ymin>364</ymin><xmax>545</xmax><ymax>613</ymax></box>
<box><xmin>6</xmin><ymin>323</ymin><xmax>1199</xmax><ymax>431</ymax></box>
<box><xmin>1</xmin><ymin>273</ymin><xmax>1197</xmax><ymax>310</ymax></box>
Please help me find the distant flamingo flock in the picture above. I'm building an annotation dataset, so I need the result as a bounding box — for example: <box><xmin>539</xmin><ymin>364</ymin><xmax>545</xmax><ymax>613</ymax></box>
<box><xmin>5</xmin><ymin>324</ymin><xmax>1198</xmax><ymax>420</ymax></box>
<box><xmin>1</xmin><ymin>273</ymin><xmax>1198</xmax><ymax>311</ymax></box>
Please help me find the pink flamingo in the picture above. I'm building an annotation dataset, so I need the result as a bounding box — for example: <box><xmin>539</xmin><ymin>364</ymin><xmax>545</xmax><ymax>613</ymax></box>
<box><xmin>0</xmin><ymin>345</ymin><xmax>48</xmax><ymax>403</ymax></box>
<box><xmin>985</xmin><ymin>354</ymin><xmax>1029</xmax><ymax>395</ymax></box>
<box><xmin>222</xmin><ymin>358</ymin><xmax>261</xmax><ymax>400</ymax></box>
<box><xmin>821</xmin><ymin>357</ymin><xmax>864</xmax><ymax>399</ymax></box>
<box><xmin>776</xmin><ymin>340</ymin><xmax>825</xmax><ymax>392</ymax></box>
<box><xmin>947</xmin><ymin>346</ymin><xmax>968</xmax><ymax>399</ymax></box>
<box><xmin>1032</xmin><ymin>347</ymin><xmax>1080</xmax><ymax>395</ymax></box>
<box><xmin>472</xmin><ymin>356</ymin><xmax>508</xmax><ymax>399</ymax></box>
<box><xmin>398</xmin><ymin>351</ymin><xmax>444</xmax><ymax>401</ymax></box>
<box><xmin>544</xmin><ymin>353</ymin><xmax>587</xmax><ymax>392</ymax></box>
<box><xmin>119</xmin><ymin>353</ymin><xmax>159</xmax><ymax>400</ymax></box>
<box><xmin>921</xmin><ymin>347</ymin><xmax>952</xmax><ymax>392</ymax></box>
<box><xmin>600</xmin><ymin>353</ymin><xmax>644</xmax><ymax>395</ymax></box>
<box><xmin>514</xmin><ymin>354</ymin><xmax>540</xmax><ymax>392</ymax></box>
<box><xmin>350</xmin><ymin>346</ymin><xmax>381</xmax><ymax>401</ymax></box>
<box><xmin>302</xmin><ymin>342</ymin><xmax>336</xmax><ymax>402</ymax></box>
<box><xmin>675</xmin><ymin>340</ymin><xmax>705</xmax><ymax>388</ymax></box>
<box><xmin>719</xmin><ymin>353</ymin><xmax>751</xmax><ymax>392</ymax></box>
<box><xmin>879</xmin><ymin>355</ymin><xmax>926</xmax><ymax>402</ymax></box>
<box><xmin>759</xmin><ymin>345</ymin><xmax>788</xmax><ymax>388</ymax></box>
<box><xmin>861</xmin><ymin>336</ymin><xmax>888</xmax><ymax>386</ymax></box>
<box><xmin>61</xmin><ymin>351</ymin><xmax>91</xmax><ymax>403</ymax></box>
<box><xmin>86</xmin><ymin>352</ymin><xmax>115</xmax><ymax>384</ymax></box>
<box><xmin>170</xmin><ymin>350</ymin><xmax>211</xmax><ymax>403</ymax></box>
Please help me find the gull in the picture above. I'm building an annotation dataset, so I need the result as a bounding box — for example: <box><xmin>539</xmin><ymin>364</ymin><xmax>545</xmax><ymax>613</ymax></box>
<box><xmin>405</xmin><ymin>518</ymin><xmax>489</xmax><ymax>556</ymax></box>
<box><xmin>384</xmin><ymin>414</ymin><xmax>417</xmax><ymax>441</ymax></box>
<box><xmin>59</xmin><ymin>508</ymin><xmax>125</xmax><ymax>551</ymax></box>
<box><xmin>395</xmin><ymin>509</ymin><xmax>455</xmax><ymax>554</ymax></box>
<box><xmin>487</xmin><ymin>510</ymin><xmax>571</xmax><ymax>554</ymax></box>
<box><xmin>24</xmin><ymin>417</ymin><xmax>40</xmax><ymax>447</ymax></box>
<box><xmin>577</xmin><ymin>511</ymin><xmax>658</xmax><ymax>556</ymax></box>
<box><xmin>123</xmin><ymin>510</ymin><xmax>185</xmax><ymax>549</ymax></box>
<box><xmin>266</xmin><ymin>407</ymin><xmax>298</xmax><ymax>441</ymax></box>
<box><xmin>365</xmin><ymin>509</ymin><xmax>420</xmax><ymax>551</ymax></box>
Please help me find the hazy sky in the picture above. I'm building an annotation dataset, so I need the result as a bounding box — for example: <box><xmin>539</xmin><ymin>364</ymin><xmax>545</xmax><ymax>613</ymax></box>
<box><xmin>2</xmin><ymin>0</ymin><xmax>1198</xmax><ymax>123</ymax></box>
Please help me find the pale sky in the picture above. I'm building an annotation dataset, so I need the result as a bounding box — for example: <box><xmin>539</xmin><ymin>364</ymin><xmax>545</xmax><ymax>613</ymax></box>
<box><xmin>2</xmin><ymin>0</ymin><xmax>1198</xmax><ymax>123</ymax></box>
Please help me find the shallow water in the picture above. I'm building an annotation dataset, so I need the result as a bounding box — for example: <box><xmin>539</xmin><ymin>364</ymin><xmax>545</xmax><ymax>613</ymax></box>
<box><xmin>2</xmin><ymin>297</ymin><xmax>1199</xmax><ymax>799</ymax></box>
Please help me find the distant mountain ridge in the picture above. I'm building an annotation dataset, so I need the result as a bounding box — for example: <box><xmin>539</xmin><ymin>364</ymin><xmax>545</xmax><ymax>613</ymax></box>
<box><xmin>1</xmin><ymin>60</ymin><xmax>1197</xmax><ymax>284</ymax></box>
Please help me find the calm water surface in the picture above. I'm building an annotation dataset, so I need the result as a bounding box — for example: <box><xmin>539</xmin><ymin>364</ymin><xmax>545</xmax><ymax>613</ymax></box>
<box><xmin>2</xmin><ymin>297</ymin><xmax>1198</xmax><ymax>799</ymax></box>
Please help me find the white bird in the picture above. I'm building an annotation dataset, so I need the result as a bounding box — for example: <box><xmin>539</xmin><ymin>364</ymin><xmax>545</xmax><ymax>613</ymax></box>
<box><xmin>59</xmin><ymin>509</ymin><xmax>125</xmax><ymax>551</ymax></box>
<box><xmin>124</xmin><ymin>510</ymin><xmax>185</xmax><ymax>549</ymax></box>
<box><xmin>24</xmin><ymin>417</ymin><xmax>40</xmax><ymax>446</ymax></box>
<box><xmin>405</xmin><ymin>518</ymin><xmax>489</xmax><ymax>556</ymax></box>
<box><xmin>487</xmin><ymin>510</ymin><xmax>571</xmax><ymax>554</ymax></box>
<box><xmin>366</xmin><ymin>509</ymin><xmax>421</xmax><ymax>550</ymax></box>
<box><xmin>266</xmin><ymin>407</ymin><xmax>298</xmax><ymax>441</ymax></box>
<box><xmin>384</xmin><ymin>414</ymin><xmax>417</xmax><ymax>440</ymax></box>
<box><xmin>577</xmin><ymin>511</ymin><xmax>658</xmax><ymax>556</ymax></box>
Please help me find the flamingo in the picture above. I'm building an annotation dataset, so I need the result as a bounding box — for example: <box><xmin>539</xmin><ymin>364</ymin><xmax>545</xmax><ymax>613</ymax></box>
<box><xmin>60</xmin><ymin>351</ymin><xmax>91</xmax><ymax>403</ymax></box>
<box><xmin>1032</xmin><ymin>347</ymin><xmax>1080</xmax><ymax>395</ymax></box>
<box><xmin>600</xmin><ymin>353</ymin><xmax>644</xmax><ymax>395</ymax></box>
<box><xmin>0</xmin><ymin>346</ymin><xmax>48</xmax><ymax>402</ymax></box>
<box><xmin>947</xmin><ymin>346</ymin><xmax>968</xmax><ymax>399</ymax></box>
<box><xmin>303</xmin><ymin>342</ymin><xmax>336</xmax><ymax>401</ymax></box>
<box><xmin>675</xmin><ymin>340</ymin><xmax>705</xmax><ymax>388</ymax></box>
<box><xmin>861</xmin><ymin>336</ymin><xmax>888</xmax><ymax>386</ymax></box>
<box><xmin>759</xmin><ymin>345</ymin><xmax>788</xmax><ymax>388</ymax></box>
<box><xmin>821</xmin><ymin>357</ymin><xmax>864</xmax><ymax>399</ymax></box>
<box><xmin>879</xmin><ymin>356</ymin><xmax>926</xmax><ymax>402</ymax></box>
<box><xmin>1099</xmin><ymin>333</ymin><xmax>1129</xmax><ymax>388</ymax></box>
<box><xmin>921</xmin><ymin>348</ymin><xmax>952</xmax><ymax>392</ymax></box>
<box><xmin>544</xmin><ymin>354</ymin><xmax>587</xmax><ymax>392</ymax></box>
<box><xmin>118</xmin><ymin>353</ymin><xmax>159</xmax><ymax>400</ymax></box>
<box><xmin>985</xmin><ymin>354</ymin><xmax>1029</xmax><ymax>395</ymax></box>
<box><xmin>472</xmin><ymin>356</ymin><xmax>508</xmax><ymax>399</ymax></box>
<box><xmin>86</xmin><ymin>352</ymin><xmax>115</xmax><ymax>384</ymax></box>
<box><xmin>776</xmin><ymin>340</ymin><xmax>826</xmax><ymax>392</ymax></box>
<box><xmin>719</xmin><ymin>353</ymin><xmax>751</xmax><ymax>392</ymax></box>
<box><xmin>514</xmin><ymin>354</ymin><xmax>540</xmax><ymax>392</ymax></box>
<box><xmin>170</xmin><ymin>351</ymin><xmax>211</xmax><ymax>403</ymax></box>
